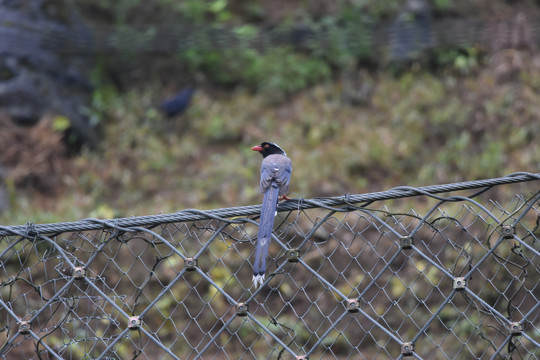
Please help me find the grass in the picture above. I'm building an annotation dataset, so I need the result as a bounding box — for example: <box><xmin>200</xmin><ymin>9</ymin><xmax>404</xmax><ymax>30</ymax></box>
<box><xmin>2</xmin><ymin>49</ymin><xmax>540</xmax><ymax>226</ymax></box>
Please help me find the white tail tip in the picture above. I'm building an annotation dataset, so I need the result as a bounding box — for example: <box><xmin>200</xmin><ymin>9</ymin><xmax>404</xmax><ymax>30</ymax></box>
<box><xmin>252</xmin><ymin>274</ymin><xmax>265</xmax><ymax>288</ymax></box>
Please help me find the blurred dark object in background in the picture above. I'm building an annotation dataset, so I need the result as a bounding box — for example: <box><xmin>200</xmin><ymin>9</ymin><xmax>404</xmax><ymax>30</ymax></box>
<box><xmin>390</xmin><ymin>0</ymin><xmax>434</xmax><ymax>61</ymax></box>
<box><xmin>158</xmin><ymin>86</ymin><xmax>195</xmax><ymax>118</ymax></box>
<box><xmin>0</xmin><ymin>0</ymin><xmax>97</xmax><ymax>149</ymax></box>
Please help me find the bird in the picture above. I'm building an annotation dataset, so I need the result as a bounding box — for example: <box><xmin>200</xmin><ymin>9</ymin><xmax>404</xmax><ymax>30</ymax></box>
<box><xmin>251</xmin><ymin>142</ymin><xmax>292</xmax><ymax>288</ymax></box>
<box><xmin>158</xmin><ymin>86</ymin><xmax>195</xmax><ymax>118</ymax></box>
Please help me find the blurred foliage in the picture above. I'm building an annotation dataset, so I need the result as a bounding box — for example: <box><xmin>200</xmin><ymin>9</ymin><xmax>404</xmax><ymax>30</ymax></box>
<box><xmin>180</xmin><ymin>46</ymin><xmax>331</xmax><ymax>97</ymax></box>
<box><xmin>1</xmin><ymin>2</ymin><xmax>540</xmax><ymax>355</ymax></box>
<box><xmin>4</xmin><ymin>45</ymin><xmax>539</xmax><ymax>225</ymax></box>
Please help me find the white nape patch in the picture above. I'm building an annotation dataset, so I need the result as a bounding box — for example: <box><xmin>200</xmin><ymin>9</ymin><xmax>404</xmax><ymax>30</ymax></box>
<box><xmin>268</xmin><ymin>142</ymin><xmax>286</xmax><ymax>156</ymax></box>
<box><xmin>252</xmin><ymin>274</ymin><xmax>265</xmax><ymax>288</ymax></box>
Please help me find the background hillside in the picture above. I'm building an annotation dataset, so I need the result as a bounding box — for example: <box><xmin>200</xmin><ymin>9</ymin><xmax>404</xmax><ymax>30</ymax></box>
<box><xmin>1</xmin><ymin>0</ymin><xmax>539</xmax><ymax>225</ymax></box>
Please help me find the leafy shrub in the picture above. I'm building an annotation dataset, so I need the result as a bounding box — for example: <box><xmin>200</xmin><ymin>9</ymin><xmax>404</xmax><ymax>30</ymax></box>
<box><xmin>180</xmin><ymin>46</ymin><xmax>331</xmax><ymax>97</ymax></box>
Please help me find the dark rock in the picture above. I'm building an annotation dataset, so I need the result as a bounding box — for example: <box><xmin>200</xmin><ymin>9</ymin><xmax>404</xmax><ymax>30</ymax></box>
<box><xmin>0</xmin><ymin>0</ymin><xmax>97</xmax><ymax>147</ymax></box>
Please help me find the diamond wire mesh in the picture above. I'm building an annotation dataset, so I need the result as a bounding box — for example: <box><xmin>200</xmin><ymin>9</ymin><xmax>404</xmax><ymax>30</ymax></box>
<box><xmin>0</xmin><ymin>176</ymin><xmax>539</xmax><ymax>359</ymax></box>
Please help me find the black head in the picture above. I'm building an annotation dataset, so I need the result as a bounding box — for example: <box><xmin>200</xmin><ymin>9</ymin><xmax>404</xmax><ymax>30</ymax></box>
<box><xmin>251</xmin><ymin>142</ymin><xmax>287</xmax><ymax>158</ymax></box>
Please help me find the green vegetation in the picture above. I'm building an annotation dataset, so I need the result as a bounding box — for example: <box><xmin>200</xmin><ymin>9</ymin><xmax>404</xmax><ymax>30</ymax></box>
<box><xmin>2</xmin><ymin>3</ymin><xmax>539</xmax><ymax>359</ymax></box>
<box><xmin>3</xmin><ymin>51</ymin><xmax>539</xmax><ymax>224</ymax></box>
<box><xmin>7</xmin><ymin>0</ymin><xmax>540</xmax><ymax>223</ymax></box>
<box><xmin>0</xmin><ymin>0</ymin><xmax>538</xmax><ymax>267</ymax></box>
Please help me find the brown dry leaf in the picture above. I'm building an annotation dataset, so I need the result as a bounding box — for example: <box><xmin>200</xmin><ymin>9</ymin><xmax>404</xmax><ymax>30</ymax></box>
<box><xmin>0</xmin><ymin>115</ymin><xmax>68</xmax><ymax>193</ymax></box>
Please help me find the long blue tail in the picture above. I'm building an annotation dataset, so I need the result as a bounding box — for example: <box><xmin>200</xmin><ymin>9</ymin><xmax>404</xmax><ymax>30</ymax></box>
<box><xmin>253</xmin><ymin>182</ymin><xmax>279</xmax><ymax>287</ymax></box>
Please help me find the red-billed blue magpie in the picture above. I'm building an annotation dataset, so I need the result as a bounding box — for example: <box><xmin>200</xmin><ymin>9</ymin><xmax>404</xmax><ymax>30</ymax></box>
<box><xmin>251</xmin><ymin>142</ymin><xmax>292</xmax><ymax>288</ymax></box>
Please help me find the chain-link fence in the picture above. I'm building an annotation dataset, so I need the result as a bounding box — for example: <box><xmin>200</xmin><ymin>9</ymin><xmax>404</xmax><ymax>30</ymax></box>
<box><xmin>1</xmin><ymin>173</ymin><xmax>539</xmax><ymax>359</ymax></box>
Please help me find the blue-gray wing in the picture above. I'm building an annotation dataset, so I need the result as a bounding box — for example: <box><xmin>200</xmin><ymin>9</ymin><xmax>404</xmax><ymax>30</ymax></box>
<box><xmin>276</xmin><ymin>159</ymin><xmax>292</xmax><ymax>196</ymax></box>
<box><xmin>259</xmin><ymin>154</ymin><xmax>292</xmax><ymax>196</ymax></box>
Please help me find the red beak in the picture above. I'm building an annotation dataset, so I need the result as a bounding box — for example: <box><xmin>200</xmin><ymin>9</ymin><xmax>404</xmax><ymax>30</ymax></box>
<box><xmin>251</xmin><ymin>145</ymin><xmax>263</xmax><ymax>152</ymax></box>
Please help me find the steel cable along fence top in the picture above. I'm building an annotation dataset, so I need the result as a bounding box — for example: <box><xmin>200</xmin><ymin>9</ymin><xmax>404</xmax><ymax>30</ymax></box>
<box><xmin>0</xmin><ymin>173</ymin><xmax>539</xmax><ymax>359</ymax></box>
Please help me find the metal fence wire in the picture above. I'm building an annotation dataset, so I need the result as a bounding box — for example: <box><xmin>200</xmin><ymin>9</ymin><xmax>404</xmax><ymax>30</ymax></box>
<box><xmin>1</xmin><ymin>172</ymin><xmax>539</xmax><ymax>360</ymax></box>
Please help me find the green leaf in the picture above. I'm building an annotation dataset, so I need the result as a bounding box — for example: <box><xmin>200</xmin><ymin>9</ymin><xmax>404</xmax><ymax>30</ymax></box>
<box><xmin>209</xmin><ymin>0</ymin><xmax>227</xmax><ymax>13</ymax></box>
<box><xmin>52</xmin><ymin>116</ymin><xmax>71</xmax><ymax>132</ymax></box>
<box><xmin>233</xmin><ymin>24</ymin><xmax>258</xmax><ymax>37</ymax></box>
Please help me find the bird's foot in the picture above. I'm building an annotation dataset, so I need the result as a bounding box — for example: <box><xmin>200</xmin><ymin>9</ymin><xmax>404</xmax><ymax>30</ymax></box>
<box><xmin>280</xmin><ymin>195</ymin><xmax>291</xmax><ymax>201</ymax></box>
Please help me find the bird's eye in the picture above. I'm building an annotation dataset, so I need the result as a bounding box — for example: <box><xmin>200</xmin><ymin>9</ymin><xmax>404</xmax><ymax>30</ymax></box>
<box><xmin>264</xmin><ymin>144</ymin><xmax>269</xmax><ymax>148</ymax></box>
